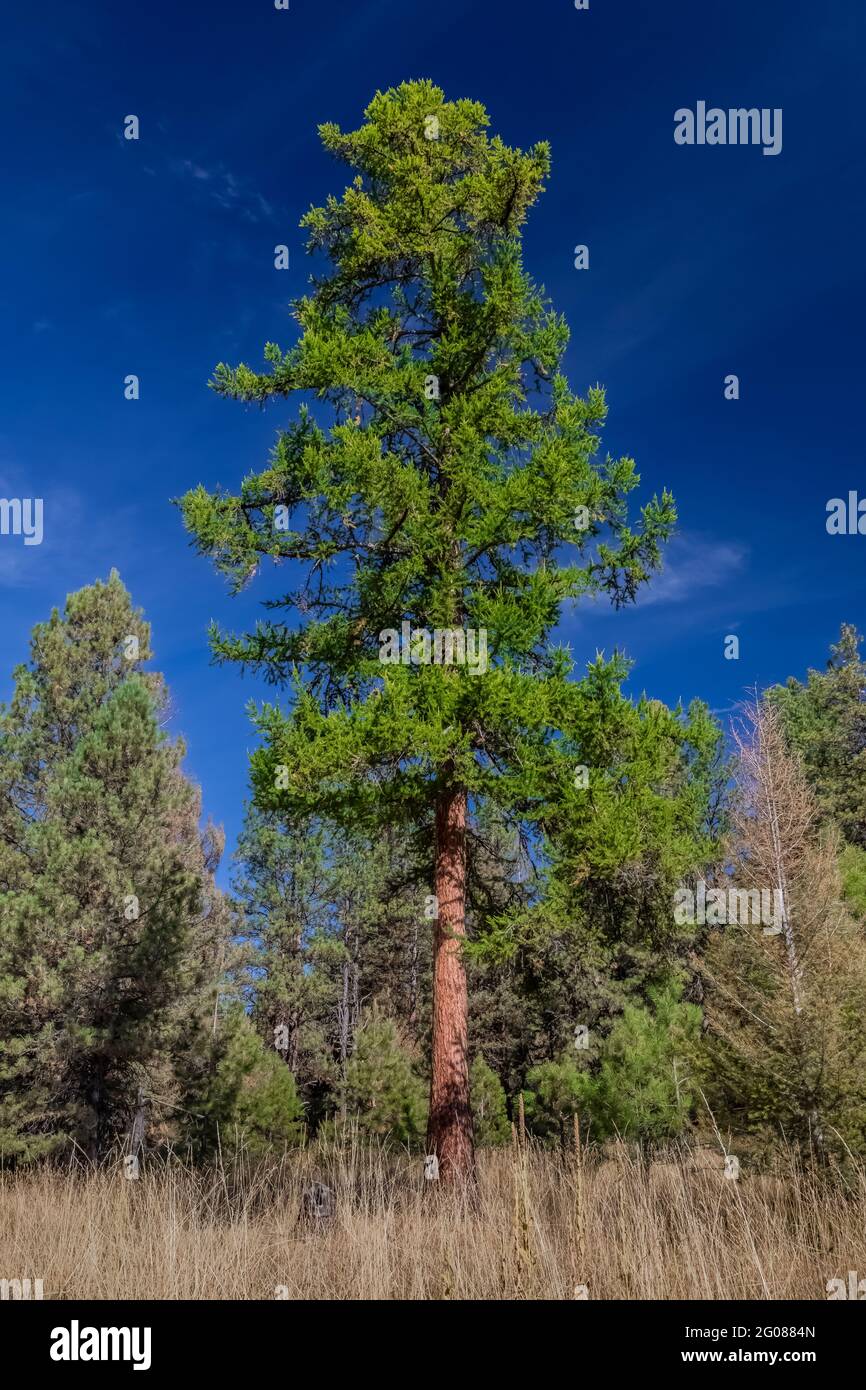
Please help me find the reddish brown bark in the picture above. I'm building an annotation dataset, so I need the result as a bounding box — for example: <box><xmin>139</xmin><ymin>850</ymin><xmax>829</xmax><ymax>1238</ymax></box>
<box><xmin>426</xmin><ymin>784</ymin><xmax>476</xmax><ymax>1183</ymax></box>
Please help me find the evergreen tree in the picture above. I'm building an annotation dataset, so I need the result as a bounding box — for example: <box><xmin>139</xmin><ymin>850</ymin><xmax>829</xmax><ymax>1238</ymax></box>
<box><xmin>234</xmin><ymin>809</ymin><xmax>336</xmax><ymax>1107</ymax></box>
<box><xmin>180</xmin><ymin>81</ymin><xmax>675</xmax><ymax>1180</ymax></box>
<box><xmin>839</xmin><ymin>843</ymin><xmax>866</xmax><ymax>920</ymax></box>
<box><xmin>478</xmin><ymin>667</ymin><xmax>724</xmax><ymax>1075</ymax></box>
<box><xmin>235</xmin><ymin>811</ymin><xmax>431</xmax><ymax>1127</ymax></box>
<box><xmin>581</xmin><ymin>980</ymin><xmax>700</xmax><ymax>1142</ymax></box>
<box><xmin>330</xmin><ymin>1008</ymin><xmax>427</xmax><ymax>1147</ymax></box>
<box><xmin>522</xmin><ymin>1056</ymin><xmax>585</xmax><ymax>1148</ymax></box>
<box><xmin>768</xmin><ymin>624</ymin><xmax>866</xmax><ymax>847</ymax></box>
<box><xmin>522</xmin><ymin>979</ymin><xmax>701</xmax><ymax>1148</ymax></box>
<box><xmin>0</xmin><ymin>573</ymin><xmax>229</xmax><ymax>1162</ymax></box>
<box><xmin>470</xmin><ymin>1053</ymin><xmax>510</xmax><ymax>1146</ymax></box>
<box><xmin>180</xmin><ymin>1005</ymin><xmax>304</xmax><ymax>1159</ymax></box>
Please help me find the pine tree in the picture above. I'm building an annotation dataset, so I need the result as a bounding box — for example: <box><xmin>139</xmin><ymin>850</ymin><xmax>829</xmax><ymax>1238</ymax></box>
<box><xmin>768</xmin><ymin>624</ymin><xmax>866</xmax><ymax>848</ymax></box>
<box><xmin>180</xmin><ymin>1005</ymin><xmax>304</xmax><ymax>1160</ymax></box>
<box><xmin>582</xmin><ymin>980</ymin><xmax>700</xmax><ymax>1142</ymax></box>
<box><xmin>180</xmin><ymin>81</ymin><xmax>675</xmax><ymax>1180</ymax></box>
<box><xmin>235</xmin><ymin>811</ymin><xmax>431</xmax><ymax>1127</ymax></box>
<box><xmin>330</xmin><ymin>1008</ymin><xmax>427</xmax><ymax>1147</ymax></box>
<box><xmin>521</xmin><ymin>981</ymin><xmax>701</xmax><ymax>1148</ymax></box>
<box><xmin>0</xmin><ymin>573</ymin><xmax>229</xmax><ymax>1162</ymax></box>
<box><xmin>522</xmin><ymin>1056</ymin><xmax>586</xmax><ymax>1148</ymax></box>
<box><xmin>469</xmin><ymin>665</ymin><xmax>723</xmax><ymax>1102</ymax></box>
<box><xmin>469</xmin><ymin>1054</ymin><xmax>510</xmax><ymax>1146</ymax></box>
<box><xmin>234</xmin><ymin>809</ymin><xmax>335</xmax><ymax>1099</ymax></box>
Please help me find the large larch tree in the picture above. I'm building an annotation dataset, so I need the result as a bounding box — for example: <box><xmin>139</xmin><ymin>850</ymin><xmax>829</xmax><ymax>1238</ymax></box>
<box><xmin>180</xmin><ymin>81</ymin><xmax>675</xmax><ymax>1180</ymax></box>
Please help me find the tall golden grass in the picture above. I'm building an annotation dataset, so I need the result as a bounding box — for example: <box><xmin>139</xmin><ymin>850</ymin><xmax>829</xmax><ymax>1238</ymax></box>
<box><xmin>1</xmin><ymin>1136</ymin><xmax>863</xmax><ymax>1300</ymax></box>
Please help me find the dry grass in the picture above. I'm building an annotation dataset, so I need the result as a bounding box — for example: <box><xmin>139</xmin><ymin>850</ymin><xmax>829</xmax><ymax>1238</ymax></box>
<box><xmin>1</xmin><ymin>1137</ymin><xmax>864</xmax><ymax>1300</ymax></box>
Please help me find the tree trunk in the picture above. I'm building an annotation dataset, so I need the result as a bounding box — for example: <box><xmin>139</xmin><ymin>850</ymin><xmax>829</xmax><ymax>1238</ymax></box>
<box><xmin>339</xmin><ymin>931</ymin><xmax>351</xmax><ymax>1124</ymax></box>
<box><xmin>426</xmin><ymin>784</ymin><xmax>475</xmax><ymax>1182</ymax></box>
<box><xmin>128</xmin><ymin>1084</ymin><xmax>146</xmax><ymax>1164</ymax></box>
<box><xmin>88</xmin><ymin>1057</ymin><xmax>108</xmax><ymax>1164</ymax></box>
<box><xmin>408</xmin><ymin>919</ymin><xmax>419</xmax><ymax>1038</ymax></box>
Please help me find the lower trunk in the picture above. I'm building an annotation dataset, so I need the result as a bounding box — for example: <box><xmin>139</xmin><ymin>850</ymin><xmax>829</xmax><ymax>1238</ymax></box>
<box><xmin>339</xmin><ymin>939</ymin><xmax>351</xmax><ymax>1124</ymax></box>
<box><xmin>87</xmin><ymin>1058</ymin><xmax>109</xmax><ymax>1164</ymax></box>
<box><xmin>408</xmin><ymin>920</ymin><xmax>419</xmax><ymax>1038</ymax></box>
<box><xmin>426</xmin><ymin>784</ymin><xmax>475</xmax><ymax>1183</ymax></box>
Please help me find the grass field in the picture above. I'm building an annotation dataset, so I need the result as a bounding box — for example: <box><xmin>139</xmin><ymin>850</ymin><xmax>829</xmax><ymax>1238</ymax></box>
<box><xmin>2</xmin><ymin>1137</ymin><xmax>863</xmax><ymax>1301</ymax></box>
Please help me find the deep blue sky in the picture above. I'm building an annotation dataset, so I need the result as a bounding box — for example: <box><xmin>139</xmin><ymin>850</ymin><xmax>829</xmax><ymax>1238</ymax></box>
<box><xmin>2</xmin><ymin>0</ymin><xmax>864</xmax><ymax>881</ymax></box>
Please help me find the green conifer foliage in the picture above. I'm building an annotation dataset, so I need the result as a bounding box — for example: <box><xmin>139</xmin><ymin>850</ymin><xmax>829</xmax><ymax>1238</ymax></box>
<box><xmin>0</xmin><ymin>573</ymin><xmax>229</xmax><ymax>1162</ymax></box>
<box><xmin>768</xmin><ymin>624</ymin><xmax>866</xmax><ymax>847</ymax></box>
<box><xmin>181</xmin><ymin>1006</ymin><xmax>304</xmax><ymax>1159</ymax></box>
<box><xmin>180</xmin><ymin>81</ymin><xmax>675</xmax><ymax>1179</ymax></box>
<box><xmin>335</xmin><ymin>1010</ymin><xmax>426</xmax><ymax>1147</ymax></box>
<box><xmin>470</xmin><ymin>1054</ymin><xmax>510</xmax><ymax>1146</ymax></box>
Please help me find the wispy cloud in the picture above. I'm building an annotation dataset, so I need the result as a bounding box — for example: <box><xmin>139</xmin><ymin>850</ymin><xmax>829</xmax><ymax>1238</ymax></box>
<box><xmin>0</xmin><ymin>488</ymin><xmax>72</xmax><ymax>589</ymax></box>
<box><xmin>170</xmin><ymin>158</ymin><xmax>275</xmax><ymax>224</ymax></box>
<box><xmin>0</xmin><ymin>480</ymin><xmax>139</xmax><ymax>592</ymax></box>
<box><xmin>636</xmin><ymin>532</ymin><xmax>748</xmax><ymax>607</ymax></box>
